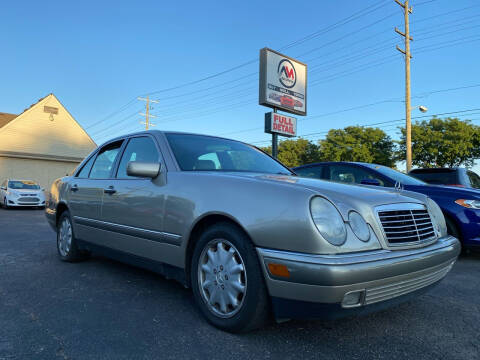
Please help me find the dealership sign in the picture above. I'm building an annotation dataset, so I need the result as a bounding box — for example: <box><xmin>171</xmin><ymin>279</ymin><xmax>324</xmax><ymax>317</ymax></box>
<box><xmin>265</xmin><ymin>112</ymin><xmax>297</xmax><ymax>138</ymax></box>
<box><xmin>259</xmin><ymin>48</ymin><xmax>307</xmax><ymax>116</ymax></box>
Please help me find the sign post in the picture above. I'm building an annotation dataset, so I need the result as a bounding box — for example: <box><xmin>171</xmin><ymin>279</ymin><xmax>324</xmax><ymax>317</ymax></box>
<box><xmin>259</xmin><ymin>48</ymin><xmax>307</xmax><ymax>159</ymax></box>
<box><xmin>272</xmin><ymin>109</ymin><xmax>278</xmax><ymax>158</ymax></box>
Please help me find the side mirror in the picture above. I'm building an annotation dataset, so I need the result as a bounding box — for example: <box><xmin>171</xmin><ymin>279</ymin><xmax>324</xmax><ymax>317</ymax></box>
<box><xmin>127</xmin><ymin>161</ymin><xmax>161</xmax><ymax>178</ymax></box>
<box><xmin>0</xmin><ymin>186</ymin><xmax>6</xmax><ymax>190</ymax></box>
<box><xmin>361</xmin><ymin>178</ymin><xmax>381</xmax><ymax>186</ymax></box>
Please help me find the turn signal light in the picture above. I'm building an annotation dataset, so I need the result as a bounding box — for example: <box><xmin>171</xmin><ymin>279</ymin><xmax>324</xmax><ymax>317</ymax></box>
<box><xmin>268</xmin><ymin>263</ymin><xmax>290</xmax><ymax>278</ymax></box>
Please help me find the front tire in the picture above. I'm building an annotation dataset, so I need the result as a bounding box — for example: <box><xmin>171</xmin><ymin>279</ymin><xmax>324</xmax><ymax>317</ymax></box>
<box><xmin>57</xmin><ymin>210</ymin><xmax>87</xmax><ymax>262</ymax></box>
<box><xmin>3</xmin><ymin>197</ymin><xmax>8</xmax><ymax>209</ymax></box>
<box><xmin>191</xmin><ymin>222</ymin><xmax>270</xmax><ymax>333</ymax></box>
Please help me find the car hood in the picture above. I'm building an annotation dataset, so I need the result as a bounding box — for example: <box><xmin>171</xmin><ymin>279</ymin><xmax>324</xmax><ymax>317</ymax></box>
<box><xmin>9</xmin><ymin>189</ymin><xmax>43</xmax><ymax>194</ymax></box>
<box><xmin>209</xmin><ymin>172</ymin><xmax>426</xmax><ymax>208</ymax></box>
<box><xmin>404</xmin><ymin>184</ymin><xmax>480</xmax><ymax>199</ymax></box>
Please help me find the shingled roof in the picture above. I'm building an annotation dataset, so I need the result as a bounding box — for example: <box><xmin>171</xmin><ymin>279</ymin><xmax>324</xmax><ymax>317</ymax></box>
<box><xmin>0</xmin><ymin>112</ymin><xmax>17</xmax><ymax>128</ymax></box>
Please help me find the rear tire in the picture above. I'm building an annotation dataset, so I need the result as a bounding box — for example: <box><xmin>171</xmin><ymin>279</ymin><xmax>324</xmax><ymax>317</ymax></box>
<box><xmin>191</xmin><ymin>222</ymin><xmax>270</xmax><ymax>333</ymax></box>
<box><xmin>57</xmin><ymin>210</ymin><xmax>88</xmax><ymax>262</ymax></box>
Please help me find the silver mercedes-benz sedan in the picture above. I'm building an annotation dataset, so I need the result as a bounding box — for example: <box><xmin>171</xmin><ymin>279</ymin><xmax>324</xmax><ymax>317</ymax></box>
<box><xmin>46</xmin><ymin>131</ymin><xmax>460</xmax><ymax>332</ymax></box>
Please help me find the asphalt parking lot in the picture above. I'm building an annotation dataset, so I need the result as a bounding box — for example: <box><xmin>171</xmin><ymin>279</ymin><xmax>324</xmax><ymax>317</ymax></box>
<box><xmin>0</xmin><ymin>209</ymin><xmax>479</xmax><ymax>360</ymax></box>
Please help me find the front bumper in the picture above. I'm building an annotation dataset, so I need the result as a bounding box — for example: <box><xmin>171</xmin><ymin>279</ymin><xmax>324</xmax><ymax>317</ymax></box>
<box><xmin>6</xmin><ymin>197</ymin><xmax>45</xmax><ymax>207</ymax></box>
<box><xmin>257</xmin><ymin>236</ymin><xmax>460</xmax><ymax>318</ymax></box>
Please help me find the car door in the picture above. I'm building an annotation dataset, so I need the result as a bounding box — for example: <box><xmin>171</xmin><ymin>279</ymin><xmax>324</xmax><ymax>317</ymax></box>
<box><xmin>68</xmin><ymin>140</ymin><xmax>124</xmax><ymax>243</ymax></box>
<box><xmin>99</xmin><ymin>135</ymin><xmax>169</xmax><ymax>261</ymax></box>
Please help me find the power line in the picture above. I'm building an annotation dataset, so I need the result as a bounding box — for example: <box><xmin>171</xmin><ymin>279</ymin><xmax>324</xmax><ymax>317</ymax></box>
<box><xmin>86</xmin><ymin>1</ymin><xmax>392</xmax><ymax>130</ymax></box>
<box><xmin>146</xmin><ymin>29</ymin><xmax>480</xmax><ymax>122</ymax></box>
<box><xmin>89</xmin><ymin>3</ymin><xmax>480</xmax><ymax>137</ymax></box>
<box><xmin>281</xmin><ymin>0</ymin><xmax>391</xmax><ymax>51</ymax></box>
<box><xmin>97</xmin><ymin>35</ymin><xmax>478</xmax><ymax>137</ymax></box>
<box><xmin>249</xmin><ymin>108</ymin><xmax>480</xmax><ymax>145</ymax></box>
<box><xmin>90</xmin><ymin>110</ymin><xmax>141</xmax><ymax>137</ymax></box>
<box><xmin>220</xmin><ymin>85</ymin><xmax>480</xmax><ymax>138</ymax></box>
<box><xmin>152</xmin><ymin>19</ymin><xmax>480</xmax><ymax>117</ymax></box>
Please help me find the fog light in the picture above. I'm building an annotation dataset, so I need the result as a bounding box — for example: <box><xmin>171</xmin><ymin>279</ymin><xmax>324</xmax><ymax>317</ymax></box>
<box><xmin>342</xmin><ymin>290</ymin><xmax>365</xmax><ymax>308</ymax></box>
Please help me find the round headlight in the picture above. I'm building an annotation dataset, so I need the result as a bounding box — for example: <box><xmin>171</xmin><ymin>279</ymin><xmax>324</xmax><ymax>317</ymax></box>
<box><xmin>310</xmin><ymin>197</ymin><xmax>347</xmax><ymax>246</ymax></box>
<box><xmin>426</xmin><ymin>197</ymin><xmax>447</xmax><ymax>237</ymax></box>
<box><xmin>348</xmin><ymin>211</ymin><xmax>370</xmax><ymax>242</ymax></box>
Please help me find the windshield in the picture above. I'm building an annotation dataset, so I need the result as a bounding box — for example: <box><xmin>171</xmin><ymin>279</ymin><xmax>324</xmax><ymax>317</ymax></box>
<box><xmin>165</xmin><ymin>133</ymin><xmax>292</xmax><ymax>175</ymax></box>
<box><xmin>8</xmin><ymin>180</ymin><xmax>40</xmax><ymax>190</ymax></box>
<box><xmin>363</xmin><ymin>164</ymin><xmax>426</xmax><ymax>186</ymax></box>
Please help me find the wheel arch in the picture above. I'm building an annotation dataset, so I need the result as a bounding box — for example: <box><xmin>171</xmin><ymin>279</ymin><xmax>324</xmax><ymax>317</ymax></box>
<box><xmin>184</xmin><ymin>212</ymin><xmax>253</xmax><ymax>288</ymax></box>
<box><xmin>442</xmin><ymin>210</ymin><xmax>463</xmax><ymax>241</ymax></box>
<box><xmin>56</xmin><ymin>202</ymin><xmax>69</xmax><ymax>226</ymax></box>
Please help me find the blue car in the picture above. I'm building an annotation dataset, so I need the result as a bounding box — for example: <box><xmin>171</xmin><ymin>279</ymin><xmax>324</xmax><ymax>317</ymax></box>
<box><xmin>293</xmin><ymin>162</ymin><xmax>480</xmax><ymax>250</ymax></box>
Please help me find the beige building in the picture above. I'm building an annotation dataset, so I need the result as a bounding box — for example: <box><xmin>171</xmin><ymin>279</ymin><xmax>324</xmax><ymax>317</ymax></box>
<box><xmin>0</xmin><ymin>94</ymin><xmax>96</xmax><ymax>190</ymax></box>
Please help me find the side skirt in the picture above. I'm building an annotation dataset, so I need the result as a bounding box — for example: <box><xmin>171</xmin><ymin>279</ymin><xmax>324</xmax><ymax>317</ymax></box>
<box><xmin>77</xmin><ymin>240</ymin><xmax>188</xmax><ymax>287</ymax></box>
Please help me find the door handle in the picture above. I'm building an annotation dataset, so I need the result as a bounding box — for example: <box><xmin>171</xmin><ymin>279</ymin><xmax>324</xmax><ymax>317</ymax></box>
<box><xmin>104</xmin><ymin>186</ymin><xmax>116</xmax><ymax>195</ymax></box>
<box><xmin>71</xmin><ymin>184</ymin><xmax>79</xmax><ymax>192</ymax></box>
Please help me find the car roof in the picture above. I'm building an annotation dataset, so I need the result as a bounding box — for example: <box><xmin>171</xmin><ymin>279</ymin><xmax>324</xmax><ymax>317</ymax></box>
<box><xmin>293</xmin><ymin>161</ymin><xmax>376</xmax><ymax>169</ymax></box>
<box><xmin>409</xmin><ymin>168</ymin><xmax>460</xmax><ymax>173</ymax></box>
<box><xmin>97</xmin><ymin>130</ymin><xmax>255</xmax><ymax>147</ymax></box>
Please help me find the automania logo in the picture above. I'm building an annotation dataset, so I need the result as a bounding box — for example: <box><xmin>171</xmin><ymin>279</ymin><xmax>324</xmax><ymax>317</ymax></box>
<box><xmin>277</xmin><ymin>59</ymin><xmax>296</xmax><ymax>88</ymax></box>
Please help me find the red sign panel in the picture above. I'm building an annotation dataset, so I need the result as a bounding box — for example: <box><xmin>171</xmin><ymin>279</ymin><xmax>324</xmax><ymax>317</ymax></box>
<box><xmin>264</xmin><ymin>112</ymin><xmax>297</xmax><ymax>138</ymax></box>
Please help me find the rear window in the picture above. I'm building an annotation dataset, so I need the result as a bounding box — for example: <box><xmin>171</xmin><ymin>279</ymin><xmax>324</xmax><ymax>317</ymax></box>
<box><xmin>409</xmin><ymin>170</ymin><xmax>458</xmax><ymax>185</ymax></box>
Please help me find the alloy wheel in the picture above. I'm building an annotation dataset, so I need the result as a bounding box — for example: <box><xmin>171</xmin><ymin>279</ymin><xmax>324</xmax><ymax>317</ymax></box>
<box><xmin>58</xmin><ymin>217</ymin><xmax>72</xmax><ymax>257</ymax></box>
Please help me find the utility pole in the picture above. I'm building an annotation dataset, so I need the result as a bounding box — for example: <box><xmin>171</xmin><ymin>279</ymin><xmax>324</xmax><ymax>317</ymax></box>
<box><xmin>395</xmin><ymin>0</ymin><xmax>413</xmax><ymax>172</ymax></box>
<box><xmin>138</xmin><ymin>96</ymin><xmax>159</xmax><ymax>130</ymax></box>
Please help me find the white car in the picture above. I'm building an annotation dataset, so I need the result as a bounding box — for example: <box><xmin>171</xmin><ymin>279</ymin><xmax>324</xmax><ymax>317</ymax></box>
<box><xmin>0</xmin><ymin>179</ymin><xmax>46</xmax><ymax>209</ymax></box>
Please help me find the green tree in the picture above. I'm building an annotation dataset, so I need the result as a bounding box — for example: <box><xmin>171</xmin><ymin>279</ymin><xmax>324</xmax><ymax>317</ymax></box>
<box><xmin>397</xmin><ymin>117</ymin><xmax>480</xmax><ymax>167</ymax></box>
<box><xmin>318</xmin><ymin>126</ymin><xmax>395</xmax><ymax>166</ymax></box>
<box><xmin>259</xmin><ymin>138</ymin><xmax>320</xmax><ymax>167</ymax></box>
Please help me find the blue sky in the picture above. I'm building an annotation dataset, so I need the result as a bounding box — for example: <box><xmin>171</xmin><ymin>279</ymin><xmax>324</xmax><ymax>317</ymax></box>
<box><xmin>0</xmin><ymin>0</ymin><xmax>479</xmax><ymax>170</ymax></box>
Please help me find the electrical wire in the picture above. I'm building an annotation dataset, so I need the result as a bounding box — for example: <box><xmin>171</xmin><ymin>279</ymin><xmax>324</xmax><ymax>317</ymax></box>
<box><xmin>249</xmin><ymin>108</ymin><xmax>480</xmax><ymax>145</ymax></box>
<box><xmin>90</xmin><ymin>3</ymin><xmax>480</xmax><ymax>137</ymax></box>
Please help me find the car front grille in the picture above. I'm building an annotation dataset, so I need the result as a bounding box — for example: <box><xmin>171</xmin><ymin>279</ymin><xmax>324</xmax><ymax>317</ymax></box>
<box><xmin>378</xmin><ymin>205</ymin><xmax>436</xmax><ymax>245</ymax></box>
<box><xmin>18</xmin><ymin>197</ymin><xmax>40</xmax><ymax>203</ymax></box>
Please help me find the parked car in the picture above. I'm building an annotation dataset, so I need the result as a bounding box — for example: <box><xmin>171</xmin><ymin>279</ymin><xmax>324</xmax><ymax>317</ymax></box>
<box><xmin>0</xmin><ymin>179</ymin><xmax>46</xmax><ymax>209</ymax></box>
<box><xmin>409</xmin><ymin>167</ymin><xmax>480</xmax><ymax>189</ymax></box>
<box><xmin>46</xmin><ymin>132</ymin><xmax>460</xmax><ymax>332</ymax></box>
<box><xmin>294</xmin><ymin>162</ymin><xmax>480</xmax><ymax>251</ymax></box>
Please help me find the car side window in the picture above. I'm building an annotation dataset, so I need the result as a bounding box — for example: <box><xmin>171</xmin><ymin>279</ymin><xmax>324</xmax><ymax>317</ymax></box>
<box><xmin>467</xmin><ymin>171</ymin><xmax>480</xmax><ymax>189</ymax></box>
<box><xmin>295</xmin><ymin>166</ymin><xmax>324</xmax><ymax>179</ymax></box>
<box><xmin>77</xmin><ymin>155</ymin><xmax>96</xmax><ymax>178</ymax></box>
<box><xmin>116</xmin><ymin>137</ymin><xmax>160</xmax><ymax>179</ymax></box>
<box><xmin>328</xmin><ymin>165</ymin><xmax>385</xmax><ymax>186</ymax></box>
<box><xmin>89</xmin><ymin>141</ymin><xmax>123</xmax><ymax>179</ymax></box>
